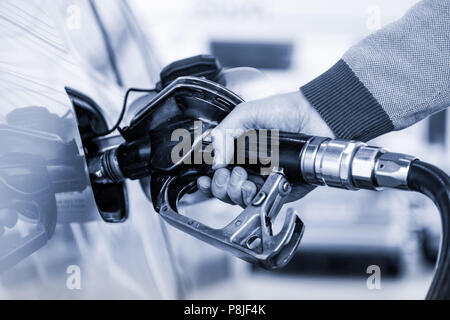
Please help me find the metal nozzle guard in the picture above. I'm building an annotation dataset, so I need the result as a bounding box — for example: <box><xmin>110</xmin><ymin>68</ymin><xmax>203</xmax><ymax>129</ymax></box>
<box><xmin>154</xmin><ymin>169</ymin><xmax>305</xmax><ymax>269</ymax></box>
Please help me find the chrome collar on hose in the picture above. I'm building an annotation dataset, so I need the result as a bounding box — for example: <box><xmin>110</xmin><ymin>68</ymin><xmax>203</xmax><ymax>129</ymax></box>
<box><xmin>300</xmin><ymin>137</ymin><xmax>417</xmax><ymax>191</ymax></box>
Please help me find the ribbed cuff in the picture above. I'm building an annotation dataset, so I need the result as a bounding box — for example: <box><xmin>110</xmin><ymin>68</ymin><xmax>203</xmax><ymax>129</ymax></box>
<box><xmin>300</xmin><ymin>59</ymin><xmax>393</xmax><ymax>142</ymax></box>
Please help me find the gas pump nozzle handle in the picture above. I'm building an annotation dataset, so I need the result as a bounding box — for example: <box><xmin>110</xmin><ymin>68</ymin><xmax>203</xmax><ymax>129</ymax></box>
<box><xmin>87</xmin><ymin>130</ymin><xmax>310</xmax><ymax>269</ymax></box>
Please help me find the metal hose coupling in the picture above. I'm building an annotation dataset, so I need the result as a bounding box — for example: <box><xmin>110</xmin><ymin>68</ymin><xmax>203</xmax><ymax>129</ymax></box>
<box><xmin>300</xmin><ymin>137</ymin><xmax>417</xmax><ymax>191</ymax></box>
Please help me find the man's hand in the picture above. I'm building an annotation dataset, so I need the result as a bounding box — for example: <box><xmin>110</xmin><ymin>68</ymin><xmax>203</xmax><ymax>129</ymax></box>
<box><xmin>197</xmin><ymin>90</ymin><xmax>335</xmax><ymax>206</ymax></box>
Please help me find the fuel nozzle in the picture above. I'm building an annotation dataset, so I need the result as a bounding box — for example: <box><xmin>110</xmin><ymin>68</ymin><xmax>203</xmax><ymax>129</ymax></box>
<box><xmin>88</xmin><ymin>138</ymin><xmax>151</xmax><ymax>184</ymax></box>
<box><xmin>89</xmin><ymin>131</ymin><xmax>418</xmax><ymax>193</ymax></box>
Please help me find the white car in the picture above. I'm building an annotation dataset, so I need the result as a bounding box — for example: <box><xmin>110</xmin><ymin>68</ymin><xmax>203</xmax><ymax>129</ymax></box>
<box><xmin>0</xmin><ymin>0</ymin><xmax>234</xmax><ymax>299</ymax></box>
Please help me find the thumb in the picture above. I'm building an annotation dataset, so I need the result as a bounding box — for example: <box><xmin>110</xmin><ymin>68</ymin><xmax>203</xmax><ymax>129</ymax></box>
<box><xmin>211</xmin><ymin>103</ymin><xmax>254</xmax><ymax>169</ymax></box>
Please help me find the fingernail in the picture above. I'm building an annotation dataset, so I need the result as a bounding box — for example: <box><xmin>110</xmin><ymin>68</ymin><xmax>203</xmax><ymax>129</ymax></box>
<box><xmin>242</xmin><ymin>184</ymin><xmax>252</xmax><ymax>193</ymax></box>
<box><xmin>198</xmin><ymin>181</ymin><xmax>208</xmax><ymax>191</ymax></box>
<box><xmin>230</xmin><ymin>170</ymin><xmax>243</xmax><ymax>186</ymax></box>
<box><xmin>215</xmin><ymin>171</ymin><xmax>228</xmax><ymax>187</ymax></box>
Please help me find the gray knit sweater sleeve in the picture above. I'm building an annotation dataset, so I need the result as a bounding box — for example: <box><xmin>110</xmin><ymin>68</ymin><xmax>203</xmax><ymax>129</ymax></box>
<box><xmin>301</xmin><ymin>0</ymin><xmax>450</xmax><ymax>142</ymax></box>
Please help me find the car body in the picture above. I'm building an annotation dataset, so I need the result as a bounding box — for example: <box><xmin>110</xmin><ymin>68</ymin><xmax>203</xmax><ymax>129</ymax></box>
<box><xmin>0</xmin><ymin>0</ymin><xmax>233</xmax><ymax>299</ymax></box>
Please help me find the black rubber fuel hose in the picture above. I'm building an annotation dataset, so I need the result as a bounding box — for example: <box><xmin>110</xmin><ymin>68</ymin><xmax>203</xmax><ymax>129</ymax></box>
<box><xmin>407</xmin><ymin>160</ymin><xmax>450</xmax><ymax>300</ymax></box>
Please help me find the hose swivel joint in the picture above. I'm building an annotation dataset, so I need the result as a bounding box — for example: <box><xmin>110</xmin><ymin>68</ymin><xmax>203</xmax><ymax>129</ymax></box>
<box><xmin>300</xmin><ymin>137</ymin><xmax>417</xmax><ymax>191</ymax></box>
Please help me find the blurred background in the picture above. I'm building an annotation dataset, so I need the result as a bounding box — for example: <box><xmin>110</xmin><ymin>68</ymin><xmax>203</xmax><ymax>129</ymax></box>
<box><xmin>129</xmin><ymin>0</ymin><xmax>446</xmax><ymax>299</ymax></box>
<box><xmin>0</xmin><ymin>0</ymin><xmax>447</xmax><ymax>300</ymax></box>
